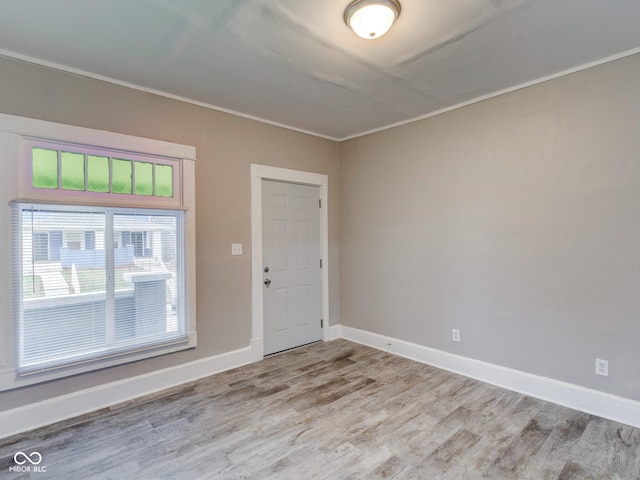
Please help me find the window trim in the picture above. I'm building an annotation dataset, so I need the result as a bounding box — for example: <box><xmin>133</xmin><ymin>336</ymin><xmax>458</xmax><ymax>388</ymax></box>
<box><xmin>0</xmin><ymin>112</ymin><xmax>197</xmax><ymax>392</ymax></box>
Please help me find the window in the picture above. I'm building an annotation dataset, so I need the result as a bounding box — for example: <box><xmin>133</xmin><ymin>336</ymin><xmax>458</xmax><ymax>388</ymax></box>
<box><xmin>27</xmin><ymin>140</ymin><xmax>180</xmax><ymax>207</ymax></box>
<box><xmin>0</xmin><ymin>114</ymin><xmax>196</xmax><ymax>392</ymax></box>
<box><xmin>85</xmin><ymin>231</ymin><xmax>96</xmax><ymax>250</ymax></box>
<box><xmin>122</xmin><ymin>231</ymin><xmax>152</xmax><ymax>257</ymax></box>
<box><xmin>14</xmin><ymin>203</ymin><xmax>187</xmax><ymax>374</ymax></box>
<box><xmin>32</xmin><ymin>233</ymin><xmax>49</xmax><ymax>262</ymax></box>
<box><xmin>50</xmin><ymin>231</ymin><xmax>63</xmax><ymax>260</ymax></box>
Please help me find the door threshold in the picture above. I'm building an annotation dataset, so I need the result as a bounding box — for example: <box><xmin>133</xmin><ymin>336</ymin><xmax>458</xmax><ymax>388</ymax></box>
<box><xmin>264</xmin><ymin>340</ymin><xmax>323</xmax><ymax>358</ymax></box>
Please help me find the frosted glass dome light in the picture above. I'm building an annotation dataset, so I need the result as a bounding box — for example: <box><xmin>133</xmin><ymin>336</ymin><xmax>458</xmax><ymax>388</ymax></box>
<box><xmin>344</xmin><ymin>0</ymin><xmax>401</xmax><ymax>40</ymax></box>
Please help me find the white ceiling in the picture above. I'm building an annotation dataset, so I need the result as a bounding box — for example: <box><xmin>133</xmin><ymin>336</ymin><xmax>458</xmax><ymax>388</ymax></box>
<box><xmin>1</xmin><ymin>0</ymin><xmax>639</xmax><ymax>140</ymax></box>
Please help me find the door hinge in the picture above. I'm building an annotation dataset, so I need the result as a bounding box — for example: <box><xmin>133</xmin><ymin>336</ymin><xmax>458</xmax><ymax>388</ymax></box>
<box><xmin>321</xmin><ymin>319</ymin><xmax>324</xmax><ymax>328</ymax></box>
<box><xmin>319</xmin><ymin>199</ymin><xmax>322</xmax><ymax>208</ymax></box>
<box><xmin>320</xmin><ymin>259</ymin><xmax>323</xmax><ymax>268</ymax></box>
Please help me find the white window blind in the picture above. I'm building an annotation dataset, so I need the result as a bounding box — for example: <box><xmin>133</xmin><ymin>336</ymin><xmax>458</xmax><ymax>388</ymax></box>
<box><xmin>13</xmin><ymin>203</ymin><xmax>187</xmax><ymax>375</ymax></box>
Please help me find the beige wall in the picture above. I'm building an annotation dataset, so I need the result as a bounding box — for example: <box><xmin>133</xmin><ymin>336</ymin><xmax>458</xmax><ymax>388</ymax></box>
<box><xmin>0</xmin><ymin>56</ymin><xmax>340</xmax><ymax>408</ymax></box>
<box><xmin>2</xmin><ymin>50</ymin><xmax>639</xmax><ymax>409</ymax></box>
<box><xmin>340</xmin><ymin>53</ymin><xmax>640</xmax><ymax>400</ymax></box>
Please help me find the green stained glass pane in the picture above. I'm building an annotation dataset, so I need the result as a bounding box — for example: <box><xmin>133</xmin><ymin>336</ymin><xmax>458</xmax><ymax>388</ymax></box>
<box><xmin>155</xmin><ymin>164</ymin><xmax>173</xmax><ymax>198</ymax></box>
<box><xmin>61</xmin><ymin>152</ymin><xmax>85</xmax><ymax>190</ymax></box>
<box><xmin>32</xmin><ymin>148</ymin><xmax>58</xmax><ymax>189</ymax></box>
<box><xmin>112</xmin><ymin>159</ymin><xmax>132</xmax><ymax>194</ymax></box>
<box><xmin>87</xmin><ymin>155</ymin><xmax>110</xmax><ymax>192</ymax></box>
<box><xmin>134</xmin><ymin>161</ymin><xmax>153</xmax><ymax>196</ymax></box>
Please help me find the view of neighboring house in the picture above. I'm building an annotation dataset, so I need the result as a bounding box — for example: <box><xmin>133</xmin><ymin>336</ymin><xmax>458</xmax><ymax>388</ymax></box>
<box><xmin>26</xmin><ymin>212</ymin><xmax>174</xmax><ymax>267</ymax></box>
<box><xmin>19</xmin><ymin>208</ymin><xmax>180</xmax><ymax>368</ymax></box>
<box><xmin>22</xmin><ymin>210</ymin><xmax>177</xmax><ymax>296</ymax></box>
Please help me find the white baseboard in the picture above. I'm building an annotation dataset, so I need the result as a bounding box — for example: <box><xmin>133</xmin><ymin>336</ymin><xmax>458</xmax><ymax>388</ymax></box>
<box><xmin>0</xmin><ymin>346</ymin><xmax>253</xmax><ymax>440</ymax></box>
<box><xmin>328</xmin><ymin>324</ymin><xmax>342</xmax><ymax>341</ymax></box>
<box><xmin>3</xmin><ymin>328</ymin><xmax>638</xmax><ymax>440</ymax></box>
<box><xmin>337</xmin><ymin>325</ymin><xmax>640</xmax><ymax>429</ymax></box>
<box><xmin>250</xmin><ymin>337</ymin><xmax>263</xmax><ymax>362</ymax></box>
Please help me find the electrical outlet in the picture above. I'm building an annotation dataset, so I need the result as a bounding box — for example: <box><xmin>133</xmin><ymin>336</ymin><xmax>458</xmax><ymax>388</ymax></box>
<box><xmin>595</xmin><ymin>358</ymin><xmax>609</xmax><ymax>377</ymax></box>
<box><xmin>231</xmin><ymin>243</ymin><xmax>243</xmax><ymax>256</ymax></box>
<box><xmin>452</xmin><ymin>329</ymin><xmax>460</xmax><ymax>342</ymax></box>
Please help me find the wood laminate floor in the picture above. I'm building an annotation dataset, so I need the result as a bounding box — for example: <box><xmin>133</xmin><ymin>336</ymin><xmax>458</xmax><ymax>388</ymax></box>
<box><xmin>1</xmin><ymin>340</ymin><xmax>639</xmax><ymax>479</ymax></box>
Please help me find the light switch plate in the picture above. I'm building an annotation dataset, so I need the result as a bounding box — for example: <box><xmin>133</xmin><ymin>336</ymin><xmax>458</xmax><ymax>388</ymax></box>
<box><xmin>231</xmin><ymin>243</ymin><xmax>243</xmax><ymax>256</ymax></box>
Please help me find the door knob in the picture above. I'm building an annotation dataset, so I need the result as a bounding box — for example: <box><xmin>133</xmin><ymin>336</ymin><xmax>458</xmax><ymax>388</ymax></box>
<box><xmin>264</xmin><ymin>279</ymin><xmax>271</xmax><ymax>287</ymax></box>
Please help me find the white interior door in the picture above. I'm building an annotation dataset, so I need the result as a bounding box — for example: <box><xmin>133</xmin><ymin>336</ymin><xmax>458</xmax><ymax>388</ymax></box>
<box><xmin>262</xmin><ymin>179</ymin><xmax>322</xmax><ymax>355</ymax></box>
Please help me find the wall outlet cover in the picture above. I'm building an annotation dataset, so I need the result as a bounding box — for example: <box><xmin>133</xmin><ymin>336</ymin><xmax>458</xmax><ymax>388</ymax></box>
<box><xmin>595</xmin><ymin>358</ymin><xmax>609</xmax><ymax>377</ymax></box>
<box><xmin>452</xmin><ymin>329</ymin><xmax>461</xmax><ymax>342</ymax></box>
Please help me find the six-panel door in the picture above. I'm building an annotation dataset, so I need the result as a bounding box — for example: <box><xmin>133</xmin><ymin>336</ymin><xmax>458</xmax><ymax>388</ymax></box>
<box><xmin>262</xmin><ymin>180</ymin><xmax>322</xmax><ymax>355</ymax></box>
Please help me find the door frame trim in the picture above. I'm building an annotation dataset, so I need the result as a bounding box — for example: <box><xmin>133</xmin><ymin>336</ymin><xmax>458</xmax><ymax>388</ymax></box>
<box><xmin>250</xmin><ymin>164</ymin><xmax>329</xmax><ymax>361</ymax></box>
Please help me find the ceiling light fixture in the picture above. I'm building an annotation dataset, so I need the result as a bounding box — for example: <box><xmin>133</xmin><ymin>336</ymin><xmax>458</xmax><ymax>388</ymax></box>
<box><xmin>344</xmin><ymin>0</ymin><xmax>401</xmax><ymax>40</ymax></box>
